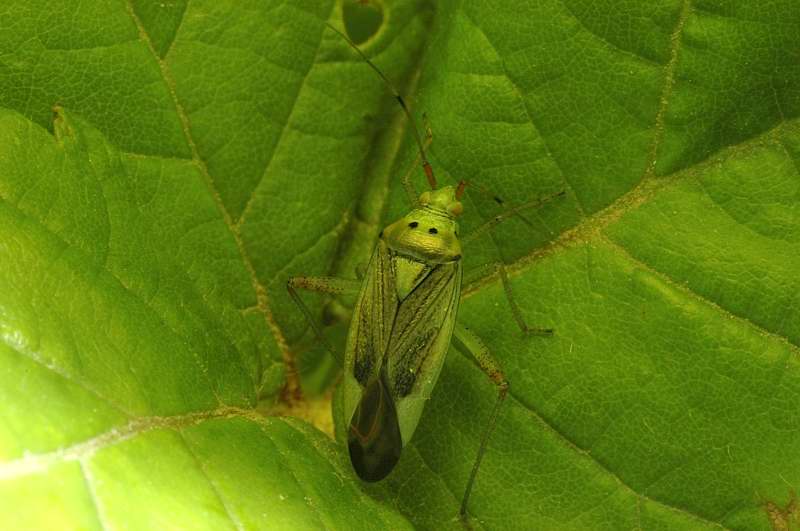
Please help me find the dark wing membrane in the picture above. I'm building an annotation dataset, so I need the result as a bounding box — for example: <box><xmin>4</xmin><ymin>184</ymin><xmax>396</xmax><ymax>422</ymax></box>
<box><xmin>347</xmin><ymin>369</ymin><xmax>403</xmax><ymax>482</ymax></box>
<box><xmin>352</xmin><ymin>240</ymin><xmax>398</xmax><ymax>386</ymax></box>
<box><xmin>385</xmin><ymin>261</ymin><xmax>460</xmax><ymax>397</ymax></box>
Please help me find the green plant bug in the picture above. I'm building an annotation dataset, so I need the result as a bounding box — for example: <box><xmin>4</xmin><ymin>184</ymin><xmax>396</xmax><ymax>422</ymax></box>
<box><xmin>287</xmin><ymin>22</ymin><xmax>564</xmax><ymax>521</ymax></box>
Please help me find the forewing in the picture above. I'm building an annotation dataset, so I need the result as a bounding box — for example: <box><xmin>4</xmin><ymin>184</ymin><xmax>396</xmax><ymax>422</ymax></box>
<box><xmin>385</xmin><ymin>261</ymin><xmax>460</xmax><ymax>398</ymax></box>
<box><xmin>347</xmin><ymin>240</ymin><xmax>398</xmax><ymax>386</ymax></box>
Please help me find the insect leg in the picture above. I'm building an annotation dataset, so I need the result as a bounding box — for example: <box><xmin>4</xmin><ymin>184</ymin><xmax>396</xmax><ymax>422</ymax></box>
<box><xmin>451</xmin><ymin>322</ymin><xmax>509</xmax><ymax>520</ymax></box>
<box><xmin>460</xmin><ymin>190</ymin><xmax>565</xmax><ymax>246</ymax></box>
<box><xmin>287</xmin><ymin>276</ymin><xmax>361</xmax><ymax>363</ymax></box>
<box><xmin>463</xmin><ymin>263</ymin><xmax>553</xmax><ymax>336</ymax></box>
<box><xmin>496</xmin><ymin>263</ymin><xmax>553</xmax><ymax>336</ymax></box>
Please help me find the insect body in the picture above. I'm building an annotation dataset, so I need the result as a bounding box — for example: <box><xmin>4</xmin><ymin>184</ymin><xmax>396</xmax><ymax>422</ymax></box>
<box><xmin>344</xmin><ymin>186</ymin><xmax>464</xmax><ymax>481</ymax></box>
<box><xmin>287</xmin><ymin>23</ymin><xmax>562</xmax><ymax>520</ymax></box>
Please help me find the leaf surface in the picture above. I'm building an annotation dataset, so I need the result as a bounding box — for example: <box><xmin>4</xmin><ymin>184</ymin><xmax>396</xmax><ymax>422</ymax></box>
<box><xmin>0</xmin><ymin>1</ymin><xmax>798</xmax><ymax>530</ymax></box>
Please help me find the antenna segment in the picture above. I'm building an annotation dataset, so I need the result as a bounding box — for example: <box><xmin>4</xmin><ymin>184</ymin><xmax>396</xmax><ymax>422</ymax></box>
<box><xmin>326</xmin><ymin>23</ymin><xmax>437</xmax><ymax>189</ymax></box>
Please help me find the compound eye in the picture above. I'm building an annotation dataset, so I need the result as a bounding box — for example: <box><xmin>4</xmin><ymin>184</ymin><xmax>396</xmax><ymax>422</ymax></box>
<box><xmin>449</xmin><ymin>202</ymin><xmax>463</xmax><ymax>216</ymax></box>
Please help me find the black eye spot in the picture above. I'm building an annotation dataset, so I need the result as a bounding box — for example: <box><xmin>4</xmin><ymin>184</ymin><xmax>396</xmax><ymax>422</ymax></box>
<box><xmin>428</xmin><ymin>227</ymin><xmax>438</xmax><ymax>234</ymax></box>
<box><xmin>408</xmin><ymin>221</ymin><xmax>418</xmax><ymax>228</ymax></box>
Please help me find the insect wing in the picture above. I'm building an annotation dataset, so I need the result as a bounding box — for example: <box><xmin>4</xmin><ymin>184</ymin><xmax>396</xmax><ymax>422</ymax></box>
<box><xmin>342</xmin><ymin>241</ymin><xmax>397</xmax><ymax>435</ymax></box>
<box><xmin>342</xmin><ymin>239</ymin><xmax>462</xmax><ymax>481</ymax></box>
<box><xmin>342</xmin><ymin>240</ymin><xmax>400</xmax><ymax>480</ymax></box>
<box><xmin>347</xmin><ymin>369</ymin><xmax>403</xmax><ymax>482</ymax></box>
<box><xmin>385</xmin><ymin>257</ymin><xmax>461</xmax><ymax>447</ymax></box>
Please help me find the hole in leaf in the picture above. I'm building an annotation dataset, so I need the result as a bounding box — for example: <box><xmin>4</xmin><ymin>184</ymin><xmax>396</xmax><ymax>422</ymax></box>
<box><xmin>342</xmin><ymin>0</ymin><xmax>384</xmax><ymax>45</ymax></box>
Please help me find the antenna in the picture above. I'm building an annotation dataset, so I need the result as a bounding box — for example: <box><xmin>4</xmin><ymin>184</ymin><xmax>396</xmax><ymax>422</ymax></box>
<box><xmin>326</xmin><ymin>22</ymin><xmax>437</xmax><ymax>189</ymax></box>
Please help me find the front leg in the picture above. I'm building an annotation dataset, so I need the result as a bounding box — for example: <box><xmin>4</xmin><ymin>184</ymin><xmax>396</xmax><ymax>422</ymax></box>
<box><xmin>464</xmin><ymin>263</ymin><xmax>553</xmax><ymax>336</ymax></box>
<box><xmin>287</xmin><ymin>276</ymin><xmax>361</xmax><ymax>364</ymax></box>
<box><xmin>460</xmin><ymin>190</ymin><xmax>565</xmax><ymax>246</ymax></box>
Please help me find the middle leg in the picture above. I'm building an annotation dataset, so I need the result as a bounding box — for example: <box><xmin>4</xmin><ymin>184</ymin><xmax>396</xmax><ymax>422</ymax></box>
<box><xmin>464</xmin><ymin>262</ymin><xmax>553</xmax><ymax>336</ymax></box>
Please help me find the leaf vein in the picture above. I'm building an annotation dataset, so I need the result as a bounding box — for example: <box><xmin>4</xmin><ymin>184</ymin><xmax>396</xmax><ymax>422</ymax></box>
<box><xmin>0</xmin><ymin>406</ymin><xmax>265</xmax><ymax>480</ymax></box>
<box><xmin>0</xmin><ymin>194</ymin><xmax>225</xmax><ymax>406</ymax></box>
<box><xmin>604</xmin><ymin>235</ymin><xmax>800</xmax><ymax>355</ymax></box>
<box><xmin>645</xmin><ymin>0</ymin><xmax>691</xmax><ymax>179</ymax></box>
<box><xmin>256</xmin><ymin>423</ymin><xmax>331</xmax><ymax>531</ymax></box>
<box><xmin>281</xmin><ymin>420</ymin><xmax>398</xmax><ymax>530</ymax></box>
<box><xmin>557</xmin><ymin>0</ymin><xmax>664</xmax><ymax>67</ymax></box>
<box><xmin>178</xmin><ymin>432</ymin><xmax>244</xmax><ymax>531</ymax></box>
<box><xmin>79</xmin><ymin>459</ymin><xmax>110</xmax><ymax>531</ymax></box>
<box><xmin>124</xmin><ymin>0</ymin><xmax>289</xmax><ymax>396</ymax></box>
<box><xmin>406</xmin><ymin>443</ymin><xmax>487</xmax><ymax>530</ymax></box>
<box><xmin>0</xmin><ymin>325</ymin><xmax>132</xmax><ymax>417</ymax></box>
<box><xmin>504</xmin><ymin>390</ymin><xmax>731</xmax><ymax>530</ymax></box>
<box><xmin>459</xmin><ymin>5</ymin><xmax>588</xmax><ymax>218</ymax></box>
<box><xmin>235</xmin><ymin>21</ymin><xmax>331</xmax><ymax>228</ymax></box>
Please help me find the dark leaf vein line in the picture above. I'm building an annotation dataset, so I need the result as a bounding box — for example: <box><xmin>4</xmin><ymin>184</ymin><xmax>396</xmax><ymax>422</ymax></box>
<box><xmin>505</xmin><ymin>389</ymin><xmax>731</xmax><ymax>530</ymax></box>
<box><xmin>124</xmin><ymin>1</ymin><xmax>290</xmax><ymax>394</ymax></box>
<box><xmin>450</xmin><ymin>344</ymin><xmax>729</xmax><ymax>529</ymax></box>
<box><xmin>282</xmin><ymin>421</ymin><xmax>397</xmax><ymax>530</ymax></box>
<box><xmin>558</xmin><ymin>0</ymin><xmax>662</xmax><ymax>67</ymax></box>
<box><xmin>236</xmin><ymin>17</ymin><xmax>332</xmax><ymax>228</ymax></box>
<box><xmin>460</xmin><ymin>4</ymin><xmax>587</xmax><ymax>218</ymax></box>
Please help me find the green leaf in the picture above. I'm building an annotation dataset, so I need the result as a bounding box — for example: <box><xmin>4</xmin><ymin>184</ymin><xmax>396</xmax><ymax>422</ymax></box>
<box><xmin>1</xmin><ymin>1</ymin><xmax>799</xmax><ymax>531</ymax></box>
